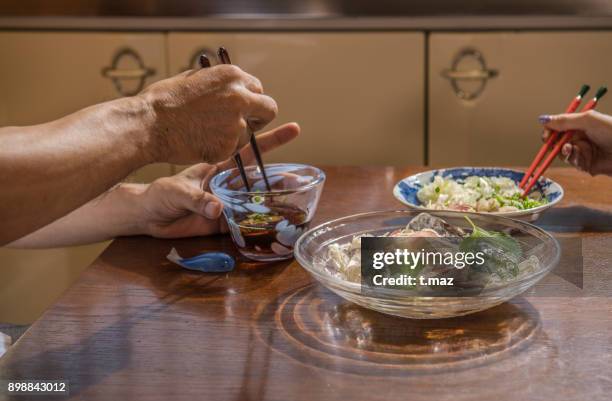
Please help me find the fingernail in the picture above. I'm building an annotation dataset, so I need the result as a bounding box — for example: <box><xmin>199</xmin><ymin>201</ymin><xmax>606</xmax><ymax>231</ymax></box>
<box><xmin>204</xmin><ymin>202</ymin><xmax>222</xmax><ymax>218</ymax></box>
<box><xmin>562</xmin><ymin>144</ymin><xmax>572</xmax><ymax>163</ymax></box>
<box><xmin>538</xmin><ymin>115</ymin><xmax>552</xmax><ymax>124</ymax></box>
<box><xmin>561</xmin><ymin>143</ymin><xmax>572</xmax><ymax>156</ymax></box>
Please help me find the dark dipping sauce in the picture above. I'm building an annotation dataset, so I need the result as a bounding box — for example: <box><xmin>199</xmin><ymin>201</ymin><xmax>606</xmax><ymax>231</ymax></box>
<box><xmin>235</xmin><ymin>203</ymin><xmax>309</xmax><ymax>257</ymax></box>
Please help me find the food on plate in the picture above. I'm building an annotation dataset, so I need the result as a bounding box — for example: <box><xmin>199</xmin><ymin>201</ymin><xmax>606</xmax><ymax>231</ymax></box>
<box><xmin>416</xmin><ymin>175</ymin><xmax>547</xmax><ymax>212</ymax></box>
<box><xmin>325</xmin><ymin>213</ymin><xmax>540</xmax><ymax>288</ymax></box>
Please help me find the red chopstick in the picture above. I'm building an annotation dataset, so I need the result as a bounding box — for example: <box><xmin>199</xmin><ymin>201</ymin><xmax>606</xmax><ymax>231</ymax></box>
<box><xmin>519</xmin><ymin>85</ymin><xmax>590</xmax><ymax>188</ymax></box>
<box><xmin>522</xmin><ymin>85</ymin><xmax>608</xmax><ymax>197</ymax></box>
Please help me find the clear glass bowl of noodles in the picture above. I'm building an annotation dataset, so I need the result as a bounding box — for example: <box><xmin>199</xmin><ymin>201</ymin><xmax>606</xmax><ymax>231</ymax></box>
<box><xmin>294</xmin><ymin>210</ymin><xmax>560</xmax><ymax>319</ymax></box>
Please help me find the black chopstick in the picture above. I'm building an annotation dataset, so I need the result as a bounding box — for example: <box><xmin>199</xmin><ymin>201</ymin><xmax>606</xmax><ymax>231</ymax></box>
<box><xmin>198</xmin><ymin>51</ymin><xmax>251</xmax><ymax>192</ymax></box>
<box><xmin>198</xmin><ymin>54</ymin><xmax>211</xmax><ymax>68</ymax></box>
<box><xmin>218</xmin><ymin>47</ymin><xmax>272</xmax><ymax>192</ymax></box>
<box><xmin>247</xmin><ymin>124</ymin><xmax>271</xmax><ymax>190</ymax></box>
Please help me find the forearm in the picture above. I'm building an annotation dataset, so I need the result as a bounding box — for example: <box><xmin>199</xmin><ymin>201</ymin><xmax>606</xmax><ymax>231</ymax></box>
<box><xmin>0</xmin><ymin>96</ymin><xmax>157</xmax><ymax>245</ymax></box>
<box><xmin>8</xmin><ymin>183</ymin><xmax>148</xmax><ymax>248</ymax></box>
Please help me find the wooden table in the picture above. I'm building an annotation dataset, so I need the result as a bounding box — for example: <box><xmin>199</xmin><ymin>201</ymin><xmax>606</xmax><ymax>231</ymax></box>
<box><xmin>2</xmin><ymin>166</ymin><xmax>612</xmax><ymax>401</ymax></box>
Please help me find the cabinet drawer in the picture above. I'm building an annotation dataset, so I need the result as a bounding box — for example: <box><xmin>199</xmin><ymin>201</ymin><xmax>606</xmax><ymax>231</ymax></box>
<box><xmin>429</xmin><ymin>31</ymin><xmax>612</xmax><ymax>166</ymax></box>
<box><xmin>168</xmin><ymin>32</ymin><xmax>425</xmax><ymax>166</ymax></box>
<box><xmin>0</xmin><ymin>243</ymin><xmax>108</xmax><ymax>324</ymax></box>
<box><xmin>0</xmin><ymin>31</ymin><xmax>172</xmax><ymax>182</ymax></box>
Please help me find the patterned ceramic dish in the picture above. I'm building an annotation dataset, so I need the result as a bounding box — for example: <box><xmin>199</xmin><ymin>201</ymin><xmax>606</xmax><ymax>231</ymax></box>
<box><xmin>393</xmin><ymin>167</ymin><xmax>564</xmax><ymax>222</ymax></box>
<box><xmin>211</xmin><ymin>163</ymin><xmax>325</xmax><ymax>262</ymax></box>
<box><xmin>295</xmin><ymin>210</ymin><xmax>560</xmax><ymax>319</ymax></box>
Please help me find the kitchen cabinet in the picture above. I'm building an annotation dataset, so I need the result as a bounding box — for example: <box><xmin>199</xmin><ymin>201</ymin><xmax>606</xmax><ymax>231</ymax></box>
<box><xmin>429</xmin><ymin>31</ymin><xmax>612</xmax><ymax>166</ymax></box>
<box><xmin>168</xmin><ymin>32</ymin><xmax>425</xmax><ymax>166</ymax></box>
<box><xmin>0</xmin><ymin>245</ymin><xmax>109</xmax><ymax>325</ymax></box>
<box><xmin>0</xmin><ymin>31</ymin><xmax>171</xmax><ymax>182</ymax></box>
<box><xmin>0</xmin><ymin>32</ymin><xmax>169</xmax><ymax>323</ymax></box>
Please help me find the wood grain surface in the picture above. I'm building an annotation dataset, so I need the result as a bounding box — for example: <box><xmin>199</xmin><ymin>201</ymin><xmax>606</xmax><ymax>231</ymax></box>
<box><xmin>1</xmin><ymin>166</ymin><xmax>612</xmax><ymax>401</ymax></box>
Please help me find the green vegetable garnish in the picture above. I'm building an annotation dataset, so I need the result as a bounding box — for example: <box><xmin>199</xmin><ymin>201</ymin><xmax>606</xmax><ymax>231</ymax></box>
<box><xmin>459</xmin><ymin>216</ymin><xmax>522</xmax><ymax>279</ymax></box>
<box><xmin>240</xmin><ymin>212</ymin><xmax>283</xmax><ymax>227</ymax></box>
<box><xmin>251</xmin><ymin>194</ymin><xmax>265</xmax><ymax>204</ymax></box>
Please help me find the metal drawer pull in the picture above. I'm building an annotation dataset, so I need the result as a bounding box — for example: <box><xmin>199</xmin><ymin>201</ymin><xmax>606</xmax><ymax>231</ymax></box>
<box><xmin>441</xmin><ymin>48</ymin><xmax>498</xmax><ymax>101</ymax></box>
<box><xmin>102</xmin><ymin>48</ymin><xmax>155</xmax><ymax>96</ymax></box>
<box><xmin>102</xmin><ymin>68</ymin><xmax>152</xmax><ymax>79</ymax></box>
<box><xmin>441</xmin><ymin>69</ymin><xmax>498</xmax><ymax>81</ymax></box>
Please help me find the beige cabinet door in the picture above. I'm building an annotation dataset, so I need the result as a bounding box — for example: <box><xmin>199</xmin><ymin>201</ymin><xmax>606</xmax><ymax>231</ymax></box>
<box><xmin>429</xmin><ymin>32</ymin><xmax>612</xmax><ymax>166</ymax></box>
<box><xmin>168</xmin><ymin>32</ymin><xmax>424</xmax><ymax>166</ymax></box>
<box><xmin>0</xmin><ymin>31</ymin><xmax>172</xmax><ymax>182</ymax></box>
<box><xmin>0</xmin><ymin>32</ymin><xmax>169</xmax><ymax>324</ymax></box>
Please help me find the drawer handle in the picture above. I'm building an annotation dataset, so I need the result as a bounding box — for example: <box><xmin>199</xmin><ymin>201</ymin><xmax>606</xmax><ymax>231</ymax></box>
<box><xmin>103</xmin><ymin>68</ymin><xmax>152</xmax><ymax>79</ymax></box>
<box><xmin>441</xmin><ymin>69</ymin><xmax>498</xmax><ymax>81</ymax></box>
<box><xmin>102</xmin><ymin>48</ymin><xmax>155</xmax><ymax>96</ymax></box>
<box><xmin>441</xmin><ymin>48</ymin><xmax>498</xmax><ymax>101</ymax></box>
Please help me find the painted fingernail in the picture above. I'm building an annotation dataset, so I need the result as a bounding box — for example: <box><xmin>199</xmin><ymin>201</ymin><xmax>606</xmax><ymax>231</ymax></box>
<box><xmin>538</xmin><ymin>115</ymin><xmax>552</xmax><ymax>124</ymax></box>
<box><xmin>204</xmin><ymin>202</ymin><xmax>222</xmax><ymax>218</ymax></box>
<box><xmin>562</xmin><ymin>144</ymin><xmax>572</xmax><ymax>163</ymax></box>
<box><xmin>561</xmin><ymin>143</ymin><xmax>571</xmax><ymax>156</ymax></box>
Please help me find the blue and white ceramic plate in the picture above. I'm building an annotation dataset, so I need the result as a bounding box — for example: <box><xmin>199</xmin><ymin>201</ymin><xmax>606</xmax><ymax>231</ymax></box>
<box><xmin>393</xmin><ymin>167</ymin><xmax>564</xmax><ymax>222</ymax></box>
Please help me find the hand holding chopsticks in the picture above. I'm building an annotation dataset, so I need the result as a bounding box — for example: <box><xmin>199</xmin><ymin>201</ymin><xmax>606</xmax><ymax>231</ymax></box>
<box><xmin>198</xmin><ymin>48</ymin><xmax>272</xmax><ymax>192</ymax></box>
<box><xmin>519</xmin><ymin>84</ymin><xmax>590</xmax><ymax>188</ymax></box>
<box><xmin>520</xmin><ymin>85</ymin><xmax>608</xmax><ymax>196</ymax></box>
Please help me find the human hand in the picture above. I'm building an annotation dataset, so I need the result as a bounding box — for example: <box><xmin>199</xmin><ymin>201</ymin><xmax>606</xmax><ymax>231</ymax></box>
<box><xmin>139</xmin><ymin>65</ymin><xmax>278</xmax><ymax>164</ymax></box>
<box><xmin>138</xmin><ymin>123</ymin><xmax>299</xmax><ymax>238</ymax></box>
<box><xmin>540</xmin><ymin>110</ymin><xmax>612</xmax><ymax>176</ymax></box>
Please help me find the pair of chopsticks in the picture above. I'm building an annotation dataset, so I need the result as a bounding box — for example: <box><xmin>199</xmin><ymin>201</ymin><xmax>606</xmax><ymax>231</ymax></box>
<box><xmin>198</xmin><ymin>47</ymin><xmax>271</xmax><ymax>192</ymax></box>
<box><xmin>520</xmin><ymin>84</ymin><xmax>608</xmax><ymax>196</ymax></box>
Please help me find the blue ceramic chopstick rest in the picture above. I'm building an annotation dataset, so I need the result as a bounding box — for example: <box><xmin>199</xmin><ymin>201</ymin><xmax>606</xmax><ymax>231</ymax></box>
<box><xmin>166</xmin><ymin>248</ymin><xmax>235</xmax><ymax>273</ymax></box>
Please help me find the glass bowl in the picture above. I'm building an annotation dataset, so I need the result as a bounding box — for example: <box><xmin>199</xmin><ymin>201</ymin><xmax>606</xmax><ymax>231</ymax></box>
<box><xmin>210</xmin><ymin>163</ymin><xmax>325</xmax><ymax>262</ymax></box>
<box><xmin>294</xmin><ymin>210</ymin><xmax>560</xmax><ymax>319</ymax></box>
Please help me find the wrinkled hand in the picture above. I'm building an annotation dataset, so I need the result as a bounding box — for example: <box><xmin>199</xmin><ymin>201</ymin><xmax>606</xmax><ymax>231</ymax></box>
<box><xmin>540</xmin><ymin>110</ymin><xmax>612</xmax><ymax>176</ymax></box>
<box><xmin>138</xmin><ymin>123</ymin><xmax>299</xmax><ymax>238</ymax></box>
<box><xmin>140</xmin><ymin>65</ymin><xmax>278</xmax><ymax>164</ymax></box>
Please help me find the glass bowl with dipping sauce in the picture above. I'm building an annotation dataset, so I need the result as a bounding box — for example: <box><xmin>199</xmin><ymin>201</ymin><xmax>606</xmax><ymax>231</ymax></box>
<box><xmin>211</xmin><ymin>163</ymin><xmax>325</xmax><ymax>262</ymax></box>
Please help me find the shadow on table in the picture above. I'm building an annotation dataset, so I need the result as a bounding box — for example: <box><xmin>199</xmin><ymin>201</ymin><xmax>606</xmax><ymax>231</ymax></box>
<box><xmin>256</xmin><ymin>284</ymin><xmax>548</xmax><ymax>376</ymax></box>
<box><xmin>536</xmin><ymin>206</ymin><xmax>612</xmax><ymax>233</ymax></box>
<box><xmin>0</xmin><ymin>244</ymin><xmax>294</xmax><ymax>398</ymax></box>
<box><xmin>0</xmin><ymin>307</ymin><xmax>141</xmax><ymax>398</ymax></box>
<box><xmin>0</xmin><ymin>273</ymin><xmax>222</xmax><ymax>398</ymax></box>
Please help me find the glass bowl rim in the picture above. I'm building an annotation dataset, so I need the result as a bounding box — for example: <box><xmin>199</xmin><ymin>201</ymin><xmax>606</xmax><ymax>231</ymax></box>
<box><xmin>294</xmin><ymin>209</ymin><xmax>561</xmax><ymax>297</ymax></box>
<box><xmin>210</xmin><ymin>162</ymin><xmax>326</xmax><ymax>197</ymax></box>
